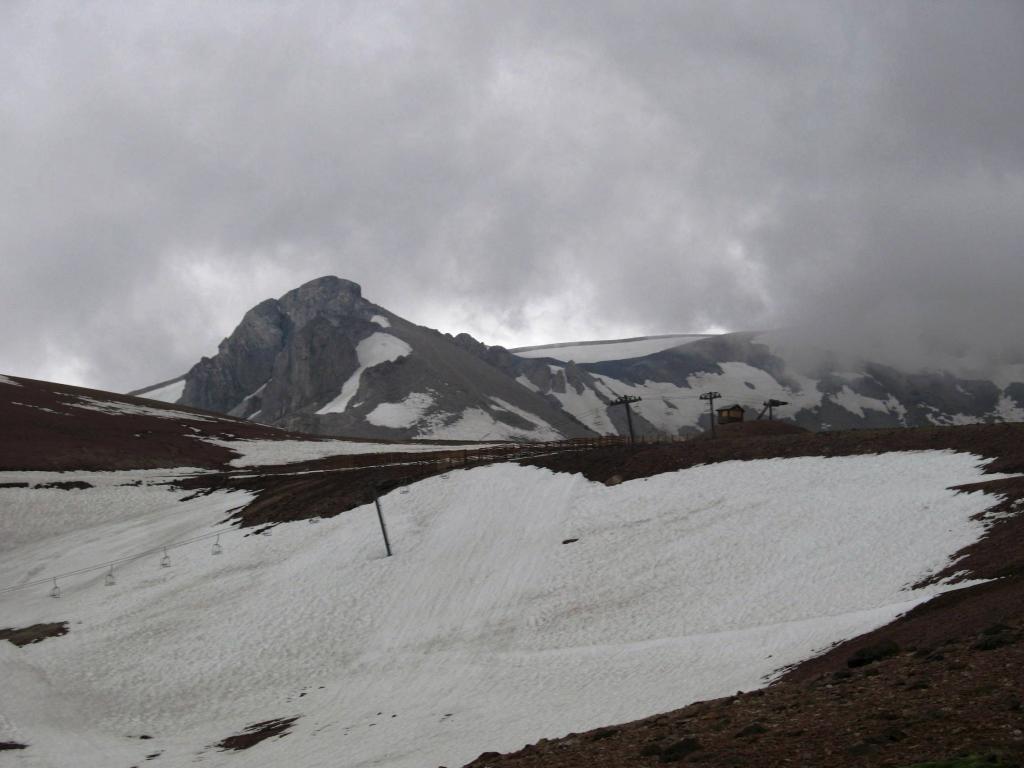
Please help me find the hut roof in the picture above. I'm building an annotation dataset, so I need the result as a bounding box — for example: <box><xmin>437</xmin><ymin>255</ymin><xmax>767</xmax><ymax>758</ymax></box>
<box><xmin>716</xmin><ymin>404</ymin><xmax>746</xmax><ymax>412</ymax></box>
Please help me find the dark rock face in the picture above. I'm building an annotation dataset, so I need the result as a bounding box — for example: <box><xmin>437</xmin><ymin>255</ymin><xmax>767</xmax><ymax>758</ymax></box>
<box><xmin>277</xmin><ymin>276</ymin><xmax>364</xmax><ymax>329</ymax></box>
<box><xmin>180</xmin><ymin>278</ymin><xmax>377</xmax><ymax>419</ymax></box>
<box><xmin>181</xmin><ymin>299</ymin><xmax>290</xmax><ymax>413</ymax></box>
<box><xmin>863</xmin><ymin>364</ymin><xmax>1001</xmax><ymax>422</ymax></box>
<box><xmin>258</xmin><ymin>316</ymin><xmax>363</xmax><ymax>422</ymax></box>
<box><xmin>1004</xmin><ymin>382</ymin><xmax>1024</xmax><ymax>410</ymax></box>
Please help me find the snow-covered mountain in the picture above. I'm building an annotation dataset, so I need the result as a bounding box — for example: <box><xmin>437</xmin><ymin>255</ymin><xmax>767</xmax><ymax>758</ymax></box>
<box><xmin>132</xmin><ymin>276</ymin><xmax>1024</xmax><ymax>440</ymax></box>
<box><xmin>132</xmin><ymin>277</ymin><xmax>592</xmax><ymax>442</ymax></box>
<box><xmin>493</xmin><ymin>331</ymin><xmax>1024</xmax><ymax>436</ymax></box>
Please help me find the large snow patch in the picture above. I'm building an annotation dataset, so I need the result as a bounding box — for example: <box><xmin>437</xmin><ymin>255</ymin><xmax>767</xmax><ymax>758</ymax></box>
<box><xmin>316</xmin><ymin>333</ymin><xmax>412</xmax><ymax>415</ymax></box>
<box><xmin>202</xmin><ymin>435</ymin><xmax>495</xmax><ymax>467</ymax></box>
<box><xmin>0</xmin><ymin>452</ymin><xmax>1009</xmax><ymax>768</ymax></box>
<box><xmin>135</xmin><ymin>379</ymin><xmax>186</xmax><ymax>404</ymax></box>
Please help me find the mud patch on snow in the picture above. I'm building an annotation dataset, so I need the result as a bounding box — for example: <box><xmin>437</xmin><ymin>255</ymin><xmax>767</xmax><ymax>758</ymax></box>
<box><xmin>0</xmin><ymin>622</ymin><xmax>69</xmax><ymax>647</ymax></box>
<box><xmin>33</xmin><ymin>480</ymin><xmax>93</xmax><ymax>490</ymax></box>
<box><xmin>215</xmin><ymin>717</ymin><xmax>298</xmax><ymax>751</ymax></box>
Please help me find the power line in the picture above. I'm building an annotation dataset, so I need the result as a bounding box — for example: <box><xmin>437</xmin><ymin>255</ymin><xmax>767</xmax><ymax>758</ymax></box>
<box><xmin>0</xmin><ymin>523</ymin><xmax>241</xmax><ymax>596</ymax></box>
<box><xmin>699</xmin><ymin>392</ymin><xmax>721</xmax><ymax>438</ymax></box>
<box><xmin>758</xmin><ymin>399</ymin><xmax>790</xmax><ymax>421</ymax></box>
<box><xmin>608</xmin><ymin>395</ymin><xmax>642</xmax><ymax>444</ymax></box>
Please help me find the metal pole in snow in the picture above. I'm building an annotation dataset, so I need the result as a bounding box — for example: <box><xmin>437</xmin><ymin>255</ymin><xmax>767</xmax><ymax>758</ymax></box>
<box><xmin>609</xmin><ymin>394</ymin><xmax>641</xmax><ymax>445</ymax></box>
<box><xmin>374</xmin><ymin>491</ymin><xmax>392</xmax><ymax>557</ymax></box>
<box><xmin>700</xmin><ymin>391</ymin><xmax>721</xmax><ymax>438</ymax></box>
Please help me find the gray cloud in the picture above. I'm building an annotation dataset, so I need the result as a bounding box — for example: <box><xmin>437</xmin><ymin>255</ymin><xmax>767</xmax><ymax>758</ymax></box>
<box><xmin>1</xmin><ymin>0</ymin><xmax>1022</xmax><ymax>390</ymax></box>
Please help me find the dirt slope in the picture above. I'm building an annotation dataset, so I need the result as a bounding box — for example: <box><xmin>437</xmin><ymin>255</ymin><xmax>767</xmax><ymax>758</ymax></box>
<box><xmin>0</xmin><ymin>374</ymin><xmax>313</xmax><ymax>471</ymax></box>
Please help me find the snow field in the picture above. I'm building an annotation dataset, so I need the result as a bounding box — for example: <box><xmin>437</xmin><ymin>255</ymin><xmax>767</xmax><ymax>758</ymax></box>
<box><xmin>512</xmin><ymin>335</ymin><xmax>710</xmax><ymax>364</ymax></box>
<box><xmin>486</xmin><ymin>397</ymin><xmax>562</xmax><ymax>440</ymax></box>
<box><xmin>0</xmin><ymin>469</ymin><xmax>210</xmax><ymax>554</ymax></box>
<box><xmin>135</xmin><ymin>379</ymin><xmax>186</xmax><ymax>404</ymax></box>
<box><xmin>418</xmin><ymin>405</ymin><xmax>562</xmax><ymax>442</ymax></box>
<box><xmin>203</xmin><ymin>436</ymin><xmax>499</xmax><ymax>467</ymax></box>
<box><xmin>316</xmin><ymin>333</ymin><xmax>412</xmax><ymax>414</ymax></box>
<box><xmin>69</xmin><ymin>395</ymin><xmax>221</xmax><ymax>422</ymax></box>
<box><xmin>366</xmin><ymin>392</ymin><xmax>436</xmax><ymax>429</ymax></box>
<box><xmin>359</xmin><ymin>391</ymin><xmax>564</xmax><ymax>441</ymax></box>
<box><xmin>0</xmin><ymin>452</ymin><xmax>1011</xmax><ymax>768</ymax></box>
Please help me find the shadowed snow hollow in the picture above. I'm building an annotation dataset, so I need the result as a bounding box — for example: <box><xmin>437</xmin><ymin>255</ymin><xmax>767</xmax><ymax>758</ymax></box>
<box><xmin>0</xmin><ymin>452</ymin><xmax>1009</xmax><ymax>768</ymax></box>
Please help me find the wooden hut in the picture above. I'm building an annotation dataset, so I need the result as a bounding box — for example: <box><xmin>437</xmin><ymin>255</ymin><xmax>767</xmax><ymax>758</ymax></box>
<box><xmin>716</xmin><ymin>404</ymin><xmax>745</xmax><ymax>425</ymax></box>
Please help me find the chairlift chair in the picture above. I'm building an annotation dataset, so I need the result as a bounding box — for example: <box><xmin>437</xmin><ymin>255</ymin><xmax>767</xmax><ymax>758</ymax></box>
<box><xmin>104</xmin><ymin>566</ymin><xmax>116</xmax><ymax>587</ymax></box>
<box><xmin>211</xmin><ymin>534</ymin><xmax>223</xmax><ymax>555</ymax></box>
<box><xmin>160</xmin><ymin>548</ymin><xmax>172</xmax><ymax>568</ymax></box>
<box><xmin>49</xmin><ymin>578</ymin><xmax>61</xmax><ymax>599</ymax></box>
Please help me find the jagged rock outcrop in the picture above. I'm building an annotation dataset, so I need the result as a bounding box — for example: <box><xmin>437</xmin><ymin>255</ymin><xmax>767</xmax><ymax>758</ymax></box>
<box><xmin>173</xmin><ymin>277</ymin><xmax>594</xmax><ymax>441</ymax></box>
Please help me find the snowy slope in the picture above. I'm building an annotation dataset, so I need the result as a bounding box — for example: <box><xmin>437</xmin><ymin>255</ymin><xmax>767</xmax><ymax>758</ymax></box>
<box><xmin>204</xmin><ymin>436</ymin><xmax>500</xmax><ymax>468</ymax></box>
<box><xmin>316</xmin><ymin>333</ymin><xmax>413</xmax><ymax>415</ymax></box>
<box><xmin>128</xmin><ymin>378</ymin><xmax>186</xmax><ymax>405</ymax></box>
<box><xmin>0</xmin><ymin>452</ymin><xmax>1008</xmax><ymax>768</ymax></box>
<box><xmin>512</xmin><ymin>334</ymin><xmax>711</xmax><ymax>364</ymax></box>
<box><xmin>589</xmin><ymin>362</ymin><xmax>826</xmax><ymax>433</ymax></box>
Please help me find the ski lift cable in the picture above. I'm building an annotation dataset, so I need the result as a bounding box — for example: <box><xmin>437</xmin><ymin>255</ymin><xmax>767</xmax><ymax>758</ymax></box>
<box><xmin>0</xmin><ymin>525</ymin><xmax>239</xmax><ymax>596</ymax></box>
<box><xmin>3</xmin><ymin>444</ymin><xmax>589</xmax><ymax>598</ymax></box>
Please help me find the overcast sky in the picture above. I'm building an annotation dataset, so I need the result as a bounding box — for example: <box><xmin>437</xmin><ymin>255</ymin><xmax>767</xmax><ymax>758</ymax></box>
<box><xmin>2</xmin><ymin>1</ymin><xmax>1022</xmax><ymax>391</ymax></box>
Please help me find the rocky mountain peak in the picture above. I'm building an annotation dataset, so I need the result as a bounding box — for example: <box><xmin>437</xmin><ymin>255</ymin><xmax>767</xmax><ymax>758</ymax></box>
<box><xmin>277</xmin><ymin>276</ymin><xmax>369</xmax><ymax>330</ymax></box>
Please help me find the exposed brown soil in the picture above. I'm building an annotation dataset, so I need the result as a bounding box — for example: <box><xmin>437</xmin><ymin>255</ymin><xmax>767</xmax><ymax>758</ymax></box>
<box><xmin>457</xmin><ymin>423</ymin><xmax>1024</xmax><ymax>767</ymax></box>
<box><xmin>0</xmin><ymin>622</ymin><xmax>68</xmax><ymax>647</ymax></box>
<box><xmin>711</xmin><ymin>420</ymin><xmax>810</xmax><ymax>438</ymax></box>
<box><xmin>214</xmin><ymin>717</ymin><xmax>298</xmax><ymax>751</ymax></box>
<box><xmin>463</xmin><ymin>625</ymin><xmax>1024</xmax><ymax>767</ymax></box>
<box><xmin>524</xmin><ymin>423</ymin><xmax>1024</xmax><ymax>482</ymax></box>
<box><xmin>0</xmin><ymin>375</ymin><xmax>308</xmax><ymax>471</ymax></box>
<box><xmin>33</xmin><ymin>480</ymin><xmax>93</xmax><ymax>490</ymax></box>
<box><xmin>0</xmin><ymin>374</ymin><xmax>510</xmax><ymax>472</ymax></box>
<box><xmin>179</xmin><ymin>444</ymin><xmax>583</xmax><ymax>528</ymax></box>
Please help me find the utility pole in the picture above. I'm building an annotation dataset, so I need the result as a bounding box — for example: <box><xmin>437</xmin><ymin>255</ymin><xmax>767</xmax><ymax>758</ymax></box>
<box><xmin>760</xmin><ymin>399</ymin><xmax>789</xmax><ymax>421</ymax></box>
<box><xmin>609</xmin><ymin>394</ymin><xmax>642</xmax><ymax>444</ymax></box>
<box><xmin>373</xmin><ymin>490</ymin><xmax>392</xmax><ymax>557</ymax></box>
<box><xmin>699</xmin><ymin>391</ymin><xmax>721</xmax><ymax>438</ymax></box>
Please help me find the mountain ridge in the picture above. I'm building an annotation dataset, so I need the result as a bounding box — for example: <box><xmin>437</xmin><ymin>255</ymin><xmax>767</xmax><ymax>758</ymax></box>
<box><xmin>132</xmin><ymin>275</ymin><xmax>1024</xmax><ymax>440</ymax></box>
